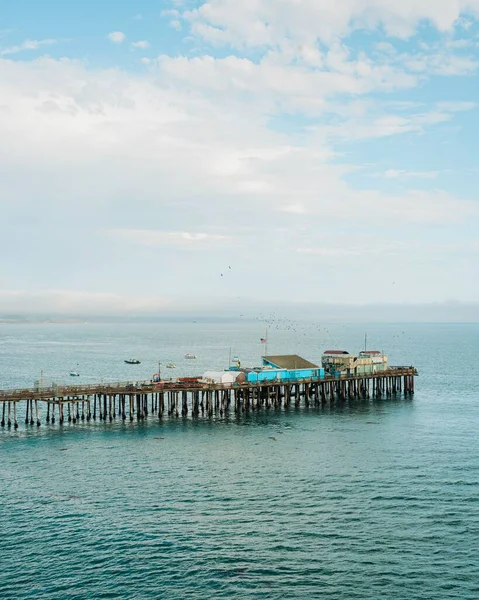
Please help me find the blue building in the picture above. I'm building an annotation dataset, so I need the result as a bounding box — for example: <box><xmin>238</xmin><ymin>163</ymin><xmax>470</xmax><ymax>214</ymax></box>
<box><xmin>245</xmin><ymin>355</ymin><xmax>324</xmax><ymax>383</ymax></box>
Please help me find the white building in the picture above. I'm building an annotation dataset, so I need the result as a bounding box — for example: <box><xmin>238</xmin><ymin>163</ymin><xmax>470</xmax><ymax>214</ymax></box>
<box><xmin>202</xmin><ymin>371</ymin><xmax>246</xmax><ymax>384</ymax></box>
<box><xmin>321</xmin><ymin>350</ymin><xmax>388</xmax><ymax>375</ymax></box>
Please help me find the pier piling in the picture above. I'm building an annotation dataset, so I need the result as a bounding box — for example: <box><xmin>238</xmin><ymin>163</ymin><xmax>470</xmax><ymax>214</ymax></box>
<box><xmin>0</xmin><ymin>368</ymin><xmax>417</xmax><ymax>431</ymax></box>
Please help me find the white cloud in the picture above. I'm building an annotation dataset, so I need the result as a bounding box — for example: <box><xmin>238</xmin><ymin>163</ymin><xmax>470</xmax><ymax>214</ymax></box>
<box><xmin>111</xmin><ymin>229</ymin><xmax>230</xmax><ymax>247</ymax></box>
<box><xmin>131</xmin><ymin>40</ymin><xmax>150</xmax><ymax>49</ymax></box>
<box><xmin>0</xmin><ymin>38</ymin><xmax>57</xmax><ymax>56</ymax></box>
<box><xmin>107</xmin><ymin>31</ymin><xmax>126</xmax><ymax>44</ymax></box>
<box><xmin>155</xmin><ymin>51</ymin><xmax>418</xmax><ymax>117</ymax></box>
<box><xmin>381</xmin><ymin>169</ymin><xmax>439</xmax><ymax>179</ymax></box>
<box><xmin>403</xmin><ymin>50</ymin><xmax>479</xmax><ymax>75</ymax></box>
<box><xmin>0</xmin><ymin>55</ymin><xmax>476</xmax><ymax>231</ymax></box>
<box><xmin>318</xmin><ymin>101</ymin><xmax>477</xmax><ymax>142</ymax></box>
<box><xmin>181</xmin><ymin>0</ymin><xmax>479</xmax><ymax>48</ymax></box>
<box><xmin>1</xmin><ymin>0</ymin><xmax>479</xmax><ymax>307</ymax></box>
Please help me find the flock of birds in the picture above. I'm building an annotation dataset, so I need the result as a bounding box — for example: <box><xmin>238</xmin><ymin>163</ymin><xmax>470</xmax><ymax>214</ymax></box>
<box><xmin>191</xmin><ymin>304</ymin><xmax>412</xmax><ymax>353</ymax></box>
<box><xmin>202</xmin><ymin>264</ymin><xmax>412</xmax><ymax>351</ymax></box>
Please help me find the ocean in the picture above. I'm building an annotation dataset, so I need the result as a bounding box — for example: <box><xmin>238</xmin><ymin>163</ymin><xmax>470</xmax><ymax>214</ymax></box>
<box><xmin>0</xmin><ymin>321</ymin><xmax>478</xmax><ymax>599</ymax></box>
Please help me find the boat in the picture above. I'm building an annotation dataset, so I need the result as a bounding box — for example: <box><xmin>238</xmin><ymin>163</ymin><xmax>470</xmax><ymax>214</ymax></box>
<box><xmin>166</xmin><ymin>363</ymin><xmax>176</xmax><ymax>369</ymax></box>
<box><xmin>124</xmin><ymin>359</ymin><xmax>141</xmax><ymax>365</ymax></box>
<box><xmin>70</xmin><ymin>371</ymin><xmax>80</xmax><ymax>377</ymax></box>
<box><xmin>184</xmin><ymin>353</ymin><xmax>197</xmax><ymax>359</ymax></box>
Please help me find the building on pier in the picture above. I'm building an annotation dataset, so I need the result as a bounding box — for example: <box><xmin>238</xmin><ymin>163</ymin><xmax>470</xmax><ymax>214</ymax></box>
<box><xmin>220</xmin><ymin>354</ymin><xmax>325</xmax><ymax>384</ymax></box>
<box><xmin>249</xmin><ymin>355</ymin><xmax>324</xmax><ymax>383</ymax></box>
<box><xmin>202</xmin><ymin>371</ymin><xmax>246</xmax><ymax>384</ymax></box>
<box><xmin>322</xmin><ymin>350</ymin><xmax>388</xmax><ymax>376</ymax></box>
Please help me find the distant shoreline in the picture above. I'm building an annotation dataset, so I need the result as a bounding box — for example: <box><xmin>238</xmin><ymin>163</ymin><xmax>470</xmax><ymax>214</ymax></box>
<box><xmin>1</xmin><ymin>318</ymin><xmax>478</xmax><ymax>325</ymax></box>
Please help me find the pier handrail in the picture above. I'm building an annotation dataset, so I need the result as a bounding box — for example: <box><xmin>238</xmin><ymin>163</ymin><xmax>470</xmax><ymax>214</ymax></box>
<box><xmin>0</xmin><ymin>366</ymin><xmax>418</xmax><ymax>401</ymax></box>
<box><xmin>0</xmin><ymin>379</ymin><xmax>155</xmax><ymax>398</ymax></box>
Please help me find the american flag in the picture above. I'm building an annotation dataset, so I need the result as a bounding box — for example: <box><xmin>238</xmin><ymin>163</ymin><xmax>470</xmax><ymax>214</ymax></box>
<box><xmin>260</xmin><ymin>338</ymin><xmax>267</xmax><ymax>343</ymax></box>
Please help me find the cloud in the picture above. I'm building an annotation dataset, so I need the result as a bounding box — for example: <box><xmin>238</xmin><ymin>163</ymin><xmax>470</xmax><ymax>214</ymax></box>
<box><xmin>181</xmin><ymin>0</ymin><xmax>479</xmax><ymax>48</ymax></box>
<box><xmin>0</xmin><ymin>38</ymin><xmax>57</xmax><ymax>56</ymax></box>
<box><xmin>107</xmin><ymin>31</ymin><xmax>126</xmax><ymax>44</ymax></box>
<box><xmin>161</xmin><ymin>9</ymin><xmax>182</xmax><ymax>30</ymax></box>
<box><xmin>1</xmin><ymin>55</ymin><xmax>477</xmax><ymax>232</ymax></box>
<box><xmin>131</xmin><ymin>40</ymin><xmax>150</xmax><ymax>49</ymax></box>
<box><xmin>153</xmin><ymin>39</ymin><xmax>479</xmax><ymax>119</ymax></box>
<box><xmin>318</xmin><ymin>100</ymin><xmax>477</xmax><ymax>142</ymax></box>
<box><xmin>1</xmin><ymin>0</ymin><xmax>479</xmax><ymax>307</ymax></box>
<box><xmin>402</xmin><ymin>49</ymin><xmax>479</xmax><ymax>75</ymax></box>
<box><xmin>154</xmin><ymin>51</ymin><xmax>418</xmax><ymax>117</ymax></box>
<box><xmin>111</xmin><ymin>229</ymin><xmax>230</xmax><ymax>247</ymax></box>
<box><xmin>380</xmin><ymin>169</ymin><xmax>439</xmax><ymax>179</ymax></box>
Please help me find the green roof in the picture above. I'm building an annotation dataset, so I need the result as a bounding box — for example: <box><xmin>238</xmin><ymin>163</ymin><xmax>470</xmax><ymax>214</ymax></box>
<box><xmin>262</xmin><ymin>355</ymin><xmax>318</xmax><ymax>370</ymax></box>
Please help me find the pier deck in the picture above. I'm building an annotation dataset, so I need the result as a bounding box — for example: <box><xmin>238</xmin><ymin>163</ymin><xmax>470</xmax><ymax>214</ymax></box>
<box><xmin>0</xmin><ymin>367</ymin><xmax>417</xmax><ymax>429</ymax></box>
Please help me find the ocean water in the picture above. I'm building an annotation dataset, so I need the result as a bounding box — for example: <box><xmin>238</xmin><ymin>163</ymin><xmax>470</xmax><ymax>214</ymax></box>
<box><xmin>0</xmin><ymin>321</ymin><xmax>478</xmax><ymax>599</ymax></box>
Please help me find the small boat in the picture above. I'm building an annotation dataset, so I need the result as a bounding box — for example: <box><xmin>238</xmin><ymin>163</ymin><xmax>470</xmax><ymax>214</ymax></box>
<box><xmin>124</xmin><ymin>359</ymin><xmax>141</xmax><ymax>365</ymax></box>
<box><xmin>166</xmin><ymin>363</ymin><xmax>176</xmax><ymax>369</ymax></box>
<box><xmin>70</xmin><ymin>371</ymin><xmax>80</xmax><ymax>377</ymax></box>
<box><xmin>184</xmin><ymin>353</ymin><xmax>197</xmax><ymax>359</ymax></box>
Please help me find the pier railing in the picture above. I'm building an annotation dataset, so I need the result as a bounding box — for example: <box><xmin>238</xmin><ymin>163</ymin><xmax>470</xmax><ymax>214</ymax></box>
<box><xmin>0</xmin><ymin>379</ymin><xmax>155</xmax><ymax>400</ymax></box>
<box><xmin>0</xmin><ymin>367</ymin><xmax>417</xmax><ymax>428</ymax></box>
<box><xmin>0</xmin><ymin>367</ymin><xmax>417</xmax><ymax>401</ymax></box>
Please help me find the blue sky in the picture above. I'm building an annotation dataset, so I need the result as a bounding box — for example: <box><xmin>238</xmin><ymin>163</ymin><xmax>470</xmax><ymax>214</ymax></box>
<box><xmin>1</xmin><ymin>0</ymin><xmax>479</xmax><ymax>317</ymax></box>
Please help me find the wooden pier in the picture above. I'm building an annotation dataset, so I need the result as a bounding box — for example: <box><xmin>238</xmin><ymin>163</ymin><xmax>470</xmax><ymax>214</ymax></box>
<box><xmin>0</xmin><ymin>367</ymin><xmax>417</xmax><ymax>430</ymax></box>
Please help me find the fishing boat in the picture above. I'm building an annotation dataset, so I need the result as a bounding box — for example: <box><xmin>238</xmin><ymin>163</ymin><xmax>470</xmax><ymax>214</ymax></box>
<box><xmin>184</xmin><ymin>353</ymin><xmax>197</xmax><ymax>359</ymax></box>
<box><xmin>124</xmin><ymin>359</ymin><xmax>141</xmax><ymax>365</ymax></box>
<box><xmin>166</xmin><ymin>363</ymin><xmax>176</xmax><ymax>369</ymax></box>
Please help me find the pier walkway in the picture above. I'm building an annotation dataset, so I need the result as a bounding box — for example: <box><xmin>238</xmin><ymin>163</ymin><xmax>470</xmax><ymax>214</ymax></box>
<box><xmin>0</xmin><ymin>367</ymin><xmax>417</xmax><ymax>429</ymax></box>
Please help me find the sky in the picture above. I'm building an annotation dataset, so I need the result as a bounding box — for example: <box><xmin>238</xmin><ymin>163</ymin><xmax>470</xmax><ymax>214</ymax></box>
<box><xmin>1</xmin><ymin>0</ymin><xmax>479</xmax><ymax>318</ymax></box>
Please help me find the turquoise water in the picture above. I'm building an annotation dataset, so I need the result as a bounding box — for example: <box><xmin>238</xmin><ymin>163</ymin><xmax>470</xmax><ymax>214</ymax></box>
<box><xmin>1</xmin><ymin>322</ymin><xmax>478</xmax><ymax>599</ymax></box>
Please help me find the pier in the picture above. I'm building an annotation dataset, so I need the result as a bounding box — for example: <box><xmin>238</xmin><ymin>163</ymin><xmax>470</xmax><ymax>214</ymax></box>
<box><xmin>0</xmin><ymin>367</ymin><xmax>417</xmax><ymax>429</ymax></box>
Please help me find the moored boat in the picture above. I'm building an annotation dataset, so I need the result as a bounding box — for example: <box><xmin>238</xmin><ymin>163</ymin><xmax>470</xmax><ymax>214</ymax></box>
<box><xmin>184</xmin><ymin>353</ymin><xmax>197</xmax><ymax>359</ymax></box>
